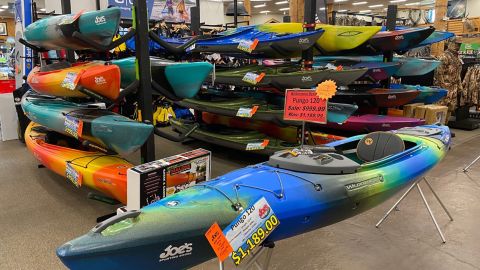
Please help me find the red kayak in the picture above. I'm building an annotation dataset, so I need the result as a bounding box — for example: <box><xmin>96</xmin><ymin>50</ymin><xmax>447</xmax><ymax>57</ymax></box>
<box><xmin>324</xmin><ymin>114</ymin><xmax>425</xmax><ymax>132</ymax></box>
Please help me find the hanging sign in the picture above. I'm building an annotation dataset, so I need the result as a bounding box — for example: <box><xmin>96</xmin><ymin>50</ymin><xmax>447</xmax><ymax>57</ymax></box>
<box><xmin>237</xmin><ymin>39</ymin><xmax>259</xmax><ymax>53</ymax></box>
<box><xmin>108</xmin><ymin>0</ymin><xmax>154</xmax><ymax>19</ymax></box>
<box><xmin>61</xmin><ymin>72</ymin><xmax>80</xmax><ymax>90</ymax></box>
<box><xmin>65</xmin><ymin>163</ymin><xmax>82</xmax><ymax>188</ymax></box>
<box><xmin>284</xmin><ymin>89</ymin><xmax>327</xmax><ymax>124</ymax></box>
<box><xmin>242</xmin><ymin>72</ymin><xmax>265</xmax><ymax>85</ymax></box>
<box><xmin>236</xmin><ymin>106</ymin><xmax>259</xmax><ymax>118</ymax></box>
<box><xmin>223</xmin><ymin>197</ymin><xmax>280</xmax><ymax>266</ymax></box>
<box><xmin>64</xmin><ymin>116</ymin><xmax>83</xmax><ymax>139</ymax></box>
<box><xmin>245</xmin><ymin>140</ymin><xmax>269</xmax><ymax>151</ymax></box>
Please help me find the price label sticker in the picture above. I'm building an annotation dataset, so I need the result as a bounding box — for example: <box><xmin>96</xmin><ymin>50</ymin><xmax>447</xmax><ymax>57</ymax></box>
<box><xmin>316</xmin><ymin>80</ymin><xmax>337</xmax><ymax>100</ymax></box>
<box><xmin>245</xmin><ymin>140</ymin><xmax>269</xmax><ymax>151</ymax></box>
<box><xmin>223</xmin><ymin>197</ymin><xmax>279</xmax><ymax>266</ymax></box>
<box><xmin>237</xmin><ymin>39</ymin><xmax>259</xmax><ymax>53</ymax></box>
<box><xmin>61</xmin><ymin>72</ymin><xmax>80</xmax><ymax>90</ymax></box>
<box><xmin>242</xmin><ymin>72</ymin><xmax>265</xmax><ymax>85</ymax></box>
<box><xmin>64</xmin><ymin>115</ymin><xmax>83</xmax><ymax>139</ymax></box>
<box><xmin>66</xmin><ymin>163</ymin><xmax>82</xmax><ymax>188</ymax></box>
<box><xmin>205</xmin><ymin>222</ymin><xmax>233</xmax><ymax>262</ymax></box>
<box><xmin>236</xmin><ymin>106</ymin><xmax>259</xmax><ymax>118</ymax></box>
<box><xmin>284</xmin><ymin>89</ymin><xmax>328</xmax><ymax>124</ymax></box>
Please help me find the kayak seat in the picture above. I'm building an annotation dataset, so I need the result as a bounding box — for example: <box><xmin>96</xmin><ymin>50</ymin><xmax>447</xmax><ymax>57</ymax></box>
<box><xmin>357</xmin><ymin>132</ymin><xmax>405</xmax><ymax>162</ymax></box>
<box><xmin>39</xmin><ymin>61</ymin><xmax>72</xmax><ymax>72</ymax></box>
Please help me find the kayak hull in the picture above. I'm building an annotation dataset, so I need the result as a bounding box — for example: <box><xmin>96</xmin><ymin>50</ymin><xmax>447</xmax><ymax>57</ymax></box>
<box><xmin>324</xmin><ymin>114</ymin><xmax>425</xmax><ymax>132</ymax></box>
<box><xmin>392</xmin><ymin>84</ymin><xmax>448</xmax><ymax>104</ymax></box>
<box><xmin>21</xmin><ymin>93</ymin><xmax>154</xmax><ymax>156</ymax></box>
<box><xmin>330</xmin><ymin>88</ymin><xmax>420</xmax><ymax>108</ymax></box>
<box><xmin>25</xmin><ymin>122</ymin><xmax>132</xmax><ymax>204</ymax></box>
<box><xmin>314</xmin><ymin>59</ymin><xmax>402</xmax><ymax>81</ymax></box>
<box><xmin>27</xmin><ymin>62</ymin><xmax>121</xmax><ymax>100</ymax></box>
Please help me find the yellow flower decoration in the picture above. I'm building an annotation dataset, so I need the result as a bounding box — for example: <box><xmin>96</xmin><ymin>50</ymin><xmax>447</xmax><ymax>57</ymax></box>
<box><xmin>316</xmin><ymin>80</ymin><xmax>337</xmax><ymax>100</ymax></box>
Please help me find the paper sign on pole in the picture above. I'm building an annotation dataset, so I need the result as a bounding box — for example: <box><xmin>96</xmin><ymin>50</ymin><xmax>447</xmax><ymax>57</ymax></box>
<box><xmin>284</xmin><ymin>89</ymin><xmax>327</xmax><ymax>124</ymax></box>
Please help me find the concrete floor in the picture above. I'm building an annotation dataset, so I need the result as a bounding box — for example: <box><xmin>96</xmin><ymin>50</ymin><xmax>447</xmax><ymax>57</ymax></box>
<box><xmin>1</xmin><ymin>128</ymin><xmax>480</xmax><ymax>269</ymax></box>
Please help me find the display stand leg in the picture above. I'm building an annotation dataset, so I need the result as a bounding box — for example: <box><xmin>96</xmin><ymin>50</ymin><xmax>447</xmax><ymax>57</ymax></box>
<box><xmin>219</xmin><ymin>260</ymin><xmax>225</xmax><ymax>270</ymax></box>
<box><xmin>463</xmin><ymin>154</ymin><xmax>480</xmax><ymax>172</ymax></box>
<box><xmin>375</xmin><ymin>177</ymin><xmax>452</xmax><ymax>243</ymax></box>
<box><xmin>219</xmin><ymin>242</ymin><xmax>275</xmax><ymax>270</ymax></box>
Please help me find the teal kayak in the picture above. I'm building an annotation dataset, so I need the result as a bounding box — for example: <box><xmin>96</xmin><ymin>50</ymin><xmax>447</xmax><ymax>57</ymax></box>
<box><xmin>111</xmin><ymin>57</ymin><xmax>212</xmax><ymax>99</ymax></box>
<box><xmin>24</xmin><ymin>7</ymin><xmax>121</xmax><ymax>51</ymax></box>
<box><xmin>57</xmin><ymin>125</ymin><xmax>451</xmax><ymax>270</ymax></box>
<box><xmin>21</xmin><ymin>92</ymin><xmax>153</xmax><ymax>156</ymax></box>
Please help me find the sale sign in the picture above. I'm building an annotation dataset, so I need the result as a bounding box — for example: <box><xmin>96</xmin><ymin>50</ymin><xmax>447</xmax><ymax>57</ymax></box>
<box><xmin>283</xmin><ymin>89</ymin><xmax>327</xmax><ymax>124</ymax></box>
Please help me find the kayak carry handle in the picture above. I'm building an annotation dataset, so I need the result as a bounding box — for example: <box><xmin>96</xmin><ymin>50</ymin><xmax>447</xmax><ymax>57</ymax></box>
<box><xmin>19</xmin><ymin>38</ymin><xmax>49</xmax><ymax>52</ymax></box>
<box><xmin>77</xmin><ymin>86</ymin><xmax>113</xmax><ymax>104</ymax></box>
<box><xmin>154</xmin><ymin>123</ymin><xmax>199</xmax><ymax>142</ymax></box>
<box><xmin>71</xmin><ymin>28</ymin><xmax>136</xmax><ymax>52</ymax></box>
<box><xmin>149</xmin><ymin>31</ymin><xmax>201</xmax><ymax>56</ymax></box>
<box><xmin>82</xmin><ymin>140</ymin><xmax>117</xmax><ymax>155</ymax></box>
<box><xmin>91</xmin><ymin>210</ymin><xmax>141</xmax><ymax>234</ymax></box>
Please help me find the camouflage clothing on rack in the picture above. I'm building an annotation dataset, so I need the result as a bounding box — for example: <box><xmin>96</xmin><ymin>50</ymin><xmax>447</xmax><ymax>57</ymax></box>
<box><xmin>463</xmin><ymin>65</ymin><xmax>480</xmax><ymax>107</ymax></box>
<box><xmin>434</xmin><ymin>43</ymin><xmax>465</xmax><ymax>111</ymax></box>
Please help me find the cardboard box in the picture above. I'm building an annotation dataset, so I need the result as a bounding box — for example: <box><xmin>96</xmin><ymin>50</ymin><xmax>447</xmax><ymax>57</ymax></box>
<box><xmin>127</xmin><ymin>149</ymin><xmax>211</xmax><ymax>210</ymax></box>
<box><xmin>404</xmin><ymin>103</ymin><xmax>424</xmax><ymax>118</ymax></box>
<box><xmin>388</xmin><ymin>108</ymin><xmax>403</xmax><ymax>117</ymax></box>
<box><xmin>424</xmin><ymin>105</ymin><xmax>449</xmax><ymax>125</ymax></box>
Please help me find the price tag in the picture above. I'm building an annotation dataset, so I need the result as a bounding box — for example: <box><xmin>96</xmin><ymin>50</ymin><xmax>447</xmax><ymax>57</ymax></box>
<box><xmin>59</xmin><ymin>10</ymin><xmax>85</xmax><ymax>25</ymax></box>
<box><xmin>236</xmin><ymin>106</ymin><xmax>259</xmax><ymax>118</ymax></box>
<box><xmin>65</xmin><ymin>163</ymin><xmax>82</xmax><ymax>188</ymax></box>
<box><xmin>316</xmin><ymin>80</ymin><xmax>337</xmax><ymax>100</ymax></box>
<box><xmin>242</xmin><ymin>72</ymin><xmax>265</xmax><ymax>85</ymax></box>
<box><xmin>64</xmin><ymin>115</ymin><xmax>83</xmax><ymax>139</ymax></box>
<box><xmin>61</xmin><ymin>72</ymin><xmax>80</xmax><ymax>90</ymax></box>
<box><xmin>223</xmin><ymin>197</ymin><xmax>280</xmax><ymax>266</ymax></box>
<box><xmin>245</xmin><ymin>140</ymin><xmax>269</xmax><ymax>151</ymax></box>
<box><xmin>205</xmin><ymin>222</ymin><xmax>233</xmax><ymax>262</ymax></box>
<box><xmin>284</xmin><ymin>89</ymin><xmax>327</xmax><ymax>124</ymax></box>
<box><xmin>237</xmin><ymin>39</ymin><xmax>259</xmax><ymax>53</ymax></box>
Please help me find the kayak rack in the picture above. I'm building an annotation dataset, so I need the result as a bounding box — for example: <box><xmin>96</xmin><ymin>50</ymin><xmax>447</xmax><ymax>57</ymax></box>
<box><xmin>375</xmin><ymin>177</ymin><xmax>453</xmax><ymax>244</ymax></box>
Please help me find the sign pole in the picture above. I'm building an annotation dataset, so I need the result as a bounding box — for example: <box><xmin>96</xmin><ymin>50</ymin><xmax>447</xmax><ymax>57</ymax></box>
<box><xmin>300</xmin><ymin>121</ymin><xmax>306</xmax><ymax>149</ymax></box>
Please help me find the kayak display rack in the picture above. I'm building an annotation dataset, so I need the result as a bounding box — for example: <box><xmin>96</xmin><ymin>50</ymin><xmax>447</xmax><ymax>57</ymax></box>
<box><xmin>219</xmin><ymin>241</ymin><xmax>276</xmax><ymax>270</ymax></box>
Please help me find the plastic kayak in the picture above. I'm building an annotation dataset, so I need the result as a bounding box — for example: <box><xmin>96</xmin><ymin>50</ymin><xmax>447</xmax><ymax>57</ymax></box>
<box><xmin>57</xmin><ymin>125</ymin><xmax>451</xmax><ymax>270</ymax></box>
<box><xmin>27</xmin><ymin>62</ymin><xmax>121</xmax><ymax>100</ymax></box>
<box><xmin>391</xmin><ymin>84</ymin><xmax>448</xmax><ymax>104</ymax></box>
<box><xmin>176</xmin><ymin>96</ymin><xmax>358</xmax><ymax>124</ymax></box>
<box><xmin>392</xmin><ymin>27</ymin><xmax>454</xmax><ymax>49</ymax></box>
<box><xmin>324</xmin><ymin>114</ymin><xmax>425</xmax><ymax>132</ymax></box>
<box><xmin>330</xmin><ymin>88</ymin><xmax>420</xmax><ymax>108</ymax></box>
<box><xmin>211</xmin><ymin>64</ymin><xmax>367</xmax><ymax>88</ymax></box>
<box><xmin>201</xmin><ymin>112</ymin><xmax>345</xmax><ymax>145</ymax></box>
<box><xmin>24</xmin><ymin>7</ymin><xmax>121</xmax><ymax>51</ymax></box>
<box><xmin>314</xmin><ymin>58</ymin><xmax>402</xmax><ymax>81</ymax></box>
<box><xmin>255</xmin><ymin>23</ymin><xmax>381</xmax><ymax>53</ymax></box>
<box><xmin>21</xmin><ymin>92</ymin><xmax>154</xmax><ymax>156</ymax></box>
<box><xmin>164</xmin><ymin>27</ymin><xmax>325</xmax><ymax>58</ymax></box>
<box><xmin>112</xmin><ymin>57</ymin><xmax>212</xmax><ymax>98</ymax></box>
<box><xmin>171</xmin><ymin>118</ymin><xmax>298</xmax><ymax>155</ymax></box>
<box><xmin>25</xmin><ymin>122</ymin><xmax>132</xmax><ymax>204</ymax></box>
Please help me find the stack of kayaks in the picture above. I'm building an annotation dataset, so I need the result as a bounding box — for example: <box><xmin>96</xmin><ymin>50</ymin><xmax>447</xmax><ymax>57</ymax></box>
<box><xmin>57</xmin><ymin>125</ymin><xmax>451</xmax><ymax>269</ymax></box>
<box><xmin>330</xmin><ymin>88</ymin><xmax>420</xmax><ymax>108</ymax></box>
<box><xmin>391</xmin><ymin>84</ymin><xmax>448</xmax><ymax>104</ymax></box>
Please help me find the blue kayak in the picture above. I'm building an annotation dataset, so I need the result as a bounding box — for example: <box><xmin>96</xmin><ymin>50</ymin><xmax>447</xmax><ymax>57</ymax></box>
<box><xmin>390</xmin><ymin>26</ymin><xmax>455</xmax><ymax>49</ymax></box>
<box><xmin>314</xmin><ymin>57</ymin><xmax>402</xmax><ymax>81</ymax></box>
<box><xmin>391</xmin><ymin>84</ymin><xmax>448</xmax><ymax>104</ymax></box>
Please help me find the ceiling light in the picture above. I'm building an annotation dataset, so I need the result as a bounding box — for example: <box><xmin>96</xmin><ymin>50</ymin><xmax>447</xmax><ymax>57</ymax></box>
<box><xmin>279</xmin><ymin>7</ymin><xmax>289</xmax><ymax>10</ymax></box>
<box><xmin>0</xmin><ymin>9</ymin><xmax>5</xmax><ymax>12</ymax></box>
<box><xmin>251</xmin><ymin>0</ymin><xmax>271</xmax><ymax>2</ymax></box>
<box><xmin>368</xmin><ymin>4</ymin><xmax>383</xmax><ymax>8</ymax></box>
<box><xmin>0</xmin><ymin>5</ymin><xmax>7</xmax><ymax>8</ymax></box>
<box><xmin>359</xmin><ymin>9</ymin><xmax>371</xmax><ymax>13</ymax></box>
<box><xmin>275</xmin><ymin>1</ymin><xmax>288</xmax><ymax>4</ymax></box>
<box><xmin>337</xmin><ymin>9</ymin><xmax>348</xmax><ymax>12</ymax></box>
<box><xmin>319</xmin><ymin>7</ymin><xmax>326</xmax><ymax>10</ymax></box>
<box><xmin>40</xmin><ymin>8</ymin><xmax>46</xmax><ymax>11</ymax></box>
<box><xmin>259</xmin><ymin>10</ymin><xmax>270</xmax><ymax>13</ymax></box>
<box><xmin>405</xmin><ymin>2</ymin><xmax>420</xmax><ymax>5</ymax></box>
<box><xmin>352</xmin><ymin>1</ymin><xmax>368</xmax><ymax>5</ymax></box>
<box><xmin>254</xmin><ymin>3</ymin><xmax>266</xmax><ymax>8</ymax></box>
<box><xmin>334</xmin><ymin>0</ymin><xmax>348</xmax><ymax>2</ymax></box>
<box><xmin>389</xmin><ymin>0</ymin><xmax>406</xmax><ymax>3</ymax></box>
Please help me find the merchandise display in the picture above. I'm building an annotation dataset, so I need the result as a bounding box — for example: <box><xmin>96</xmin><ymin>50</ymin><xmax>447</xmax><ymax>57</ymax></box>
<box><xmin>330</xmin><ymin>88</ymin><xmax>420</xmax><ymax>107</ymax></box>
<box><xmin>322</xmin><ymin>114</ymin><xmax>426</xmax><ymax>132</ymax></box>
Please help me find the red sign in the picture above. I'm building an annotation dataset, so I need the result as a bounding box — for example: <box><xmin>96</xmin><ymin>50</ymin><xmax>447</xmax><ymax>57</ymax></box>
<box><xmin>284</xmin><ymin>89</ymin><xmax>327</xmax><ymax>124</ymax></box>
<box><xmin>205</xmin><ymin>222</ymin><xmax>233</xmax><ymax>262</ymax></box>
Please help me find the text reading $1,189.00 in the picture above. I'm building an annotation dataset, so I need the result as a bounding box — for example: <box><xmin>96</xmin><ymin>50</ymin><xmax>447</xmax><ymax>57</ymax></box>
<box><xmin>231</xmin><ymin>214</ymin><xmax>279</xmax><ymax>265</ymax></box>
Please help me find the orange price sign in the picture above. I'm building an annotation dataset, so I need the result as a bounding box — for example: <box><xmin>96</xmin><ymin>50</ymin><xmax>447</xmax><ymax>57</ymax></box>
<box><xmin>205</xmin><ymin>222</ymin><xmax>233</xmax><ymax>262</ymax></box>
<box><xmin>316</xmin><ymin>80</ymin><xmax>337</xmax><ymax>100</ymax></box>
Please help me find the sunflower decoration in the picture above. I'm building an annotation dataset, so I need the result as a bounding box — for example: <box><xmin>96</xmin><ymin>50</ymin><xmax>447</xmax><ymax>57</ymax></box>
<box><xmin>316</xmin><ymin>80</ymin><xmax>337</xmax><ymax>100</ymax></box>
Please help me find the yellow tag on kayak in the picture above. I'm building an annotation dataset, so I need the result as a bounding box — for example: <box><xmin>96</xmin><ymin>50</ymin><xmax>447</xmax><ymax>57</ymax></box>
<box><xmin>66</xmin><ymin>163</ymin><xmax>82</xmax><ymax>188</ymax></box>
<box><xmin>245</xmin><ymin>140</ymin><xmax>269</xmax><ymax>151</ymax></box>
<box><xmin>316</xmin><ymin>80</ymin><xmax>337</xmax><ymax>100</ymax></box>
<box><xmin>242</xmin><ymin>72</ymin><xmax>265</xmax><ymax>85</ymax></box>
<box><xmin>237</xmin><ymin>39</ymin><xmax>259</xmax><ymax>53</ymax></box>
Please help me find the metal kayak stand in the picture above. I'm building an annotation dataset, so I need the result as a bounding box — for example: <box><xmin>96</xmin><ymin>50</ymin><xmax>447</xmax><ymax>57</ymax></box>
<box><xmin>376</xmin><ymin>177</ymin><xmax>453</xmax><ymax>244</ymax></box>
<box><xmin>219</xmin><ymin>242</ymin><xmax>275</xmax><ymax>270</ymax></box>
<box><xmin>463</xmin><ymin>154</ymin><xmax>480</xmax><ymax>172</ymax></box>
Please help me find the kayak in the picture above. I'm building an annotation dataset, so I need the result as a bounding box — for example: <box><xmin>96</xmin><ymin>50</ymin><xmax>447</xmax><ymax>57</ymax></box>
<box><xmin>349</xmin><ymin>27</ymin><xmax>435</xmax><ymax>55</ymax></box>
<box><xmin>255</xmin><ymin>23</ymin><xmax>381</xmax><ymax>53</ymax></box>
<box><xmin>324</xmin><ymin>114</ymin><xmax>425</xmax><ymax>132</ymax></box>
<box><xmin>315</xmin><ymin>56</ymin><xmax>441</xmax><ymax>77</ymax></box>
<box><xmin>201</xmin><ymin>112</ymin><xmax>345</xmax><ymax>145</ymax></box>
<box><xmin>392</xmin><ymin>84</ymin><xmax>448</xmax><ymax>104</ymax></box>
<box><xmin>112</xmin><ymin>57</ymin><xmax>212</xmax><ymax>98</ymax></box>
<box><xmin>171</xmin><ymin>118</ymin><xmax>298</xmax><ymax>155</ymax></box>
<box><xmin>27</xmin><ymin>62</ymin><xmax>121</xmax><ymax>100</ymax></box>
<box><xmin>21</xmin><ymin>93</ymin><xmax>154</xmax><ymax>156</ymax></box>
<box><xmin>314</xmin><ymin>59</ymin><xmax>402</xmax><ymax>81</ymax></box>
<box><xmin>57</xmin><ymin>125</ymin><xmax>451</xmax><ymax>270</ymax></box>
<box><xmin>330</xmin><ymin>88</ymin><xmax>420</xmax><ymax>108</ymax></box>
<box><xmin>211</xmin><ymin>65</ymin><xmax>367</xmax><ymax>88</ymax></box>
<box><xmin>176</xmin><ymin>96</ymin><xmax>358</xmax><ymax>124</ymax></box>
<box><xmin>165</xmin><ymin>27</ymin><xmax>325</xmax><ymax>58</ymax></box>
<box><xmin>25</xmin><ymin>122</ymin><xmax>132</xmax><ymax>204</ymax></box>
<box><xmin>24</xmin><ymin>7</ymin><xmax>121</xmax><ymax>51</ymax></box>
<box><xmin>393</xmin><ymin>27</ymin><xmax>454</xmax><ymax>49</ymax></box>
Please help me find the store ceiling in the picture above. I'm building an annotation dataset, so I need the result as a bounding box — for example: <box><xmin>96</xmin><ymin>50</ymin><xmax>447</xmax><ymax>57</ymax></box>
<box><xmin>0</xmin><ymin>0</ymin><xmax>45</xmax><ymax>18</ymax></box>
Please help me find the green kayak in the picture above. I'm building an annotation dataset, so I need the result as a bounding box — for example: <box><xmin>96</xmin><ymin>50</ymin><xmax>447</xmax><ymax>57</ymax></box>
<box><xmin>211</xmin><ymin>65</ymin><xmax>367</xmax><ymax>88</ymax></box>
<box><xmin>170</xmin><ymin>118</ymin><xmax>298</xmax><ymax>155</ymax></box>
<box><xmin>24</xmin><ymin>7</ymin><xmax>121</xmax><ymax>51</ymax></box>
<box><xmin>112</xmin><ymin>57</ymin><xmax>213</xmax><ymax>99</ymax></box>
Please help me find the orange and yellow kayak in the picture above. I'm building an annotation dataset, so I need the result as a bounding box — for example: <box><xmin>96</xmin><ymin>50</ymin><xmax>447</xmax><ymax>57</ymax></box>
<box><xmin>27</xmin><ymin>61</ymin><xmax>121</xmax><ymax>100</ymax></box>
<box><xmin>25</xmin><ymin>122</ymin><xmax>132</xmax><ymax>204</ymax></box>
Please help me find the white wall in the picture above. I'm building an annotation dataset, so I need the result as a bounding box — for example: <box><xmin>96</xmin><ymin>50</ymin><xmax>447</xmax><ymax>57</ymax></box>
<box><xmin>200</xmin><ymin>0</ymin><xmax>226</xmax><ymax>25</ymax></box>
<box><xmin>467</xmin><ymin>0</ymin><xmax>480</xmax><ymax>17</ymax></box>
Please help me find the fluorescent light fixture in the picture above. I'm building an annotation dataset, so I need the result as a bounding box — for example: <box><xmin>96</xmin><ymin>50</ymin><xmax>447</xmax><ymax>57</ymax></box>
<box><xmin>0</xmin><ymin>5</ymin><xmax>7</xmax><ymax>8</ymax></box>
<box><xmin>319</xmin><ymin>7</ymin><xmax>326</xmax><ymax>10</ymax></box>
<box><xmin>0</xmin><ymin>9</ymin><xmax>5</xmax><ymax>12</ymax></box>
<box><xmin>352</xmin><ymin>1</ymin><xmax>367</xmax><ymax>5</ymax></box>
<box><xmin>279</xmin><ymin>7</ymin><xmax>289</xmax><ymax>10</ymax></box>
<box><xmin>254</xmin><ymin>3</ymin><xmax>266</xmax><ymax>8</ymax></box>
<box><xmin>251</xmin><ymin>0</ymin><xmax>271</xmax><ymax>1</ymax></box>
<box><xmin>405</xmin><ymin>2</ymin><xmax>420</xmax><ymax>5</ymax></box>
<box><xmin>259</xmin><ymin>10</ymin><xmax>270</xmax><ymax>13</ymax></box>
<box><xmin>389</xmin><ymin>0</ymin><xmax>406</xmax><ymax>2</ymax></box>
<box><xmin>359</xmin><ymin>9</ymin><xmax>371</xmax><ymax>13</ymax></box>
<box><xmin>337</xmin><ymin>9</ymin><xmax>348</xmax><ymax>12</ymax></box>
<box><xmin>275</xmin><ymin>1</ymin><xmax>288</xmax><ymax>4</ymax></box>
<box><xmin>40</xmin><ymin>8</ymin><xmax>46</xmax><ymax>11</ymax></box>
<box><xmin>334</xmin><ymin>0</ymin><xmax>348</xmax><ymax>2</ymax></box>
<box><xmin>368</xmin><ymin>4</ymin><xmax>383</xmax><ymax>8</ymax></box>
